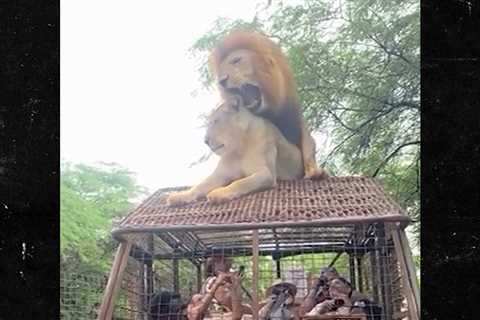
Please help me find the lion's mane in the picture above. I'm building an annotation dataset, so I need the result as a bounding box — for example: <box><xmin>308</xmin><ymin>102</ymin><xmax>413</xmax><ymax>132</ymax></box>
<box><xmin>208</xmin><ymin>31</ymin><xmax>303</xmax><ymax>148</ymax></box>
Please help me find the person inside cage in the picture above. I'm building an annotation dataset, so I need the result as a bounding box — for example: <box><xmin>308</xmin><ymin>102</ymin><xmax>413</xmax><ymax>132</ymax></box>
<box><xmin>259</xmin><ymin>280</ymin><xmax>299</xmax><ymax>320</ymax></box>
<box><xmin>202</xmin><ymin>255</ymin><xmax>235</xmax><ymax>309</ymax></box>
<box><xmin>299</xmin><ymin>267</ymin><xmax>381</xmax><ymax>320</ymax></box>
<box><xmin>188</xmin><ymin>270</ymin><xmax>246</xmax><ymax>320</ymax></box>
<box><xmin>300</xmin><ymin>267</ymin><xmax>364</xmax><ymax>315</ymax></box>
<box><xmin>203</xmin><ymin>256</ymin><xmax>253</xmax><ymax>314</ymax></box>
<box><xmin>299</xmin><ymin>266</ymin><xmax>338</xmax><ymax>316</ymax></box>
<box><xmin>187</xmin><ymin>255</ymin><xmax>252</xmax><ymax>320</ymax></box>
<box><xmin>305</xmin><ymin>277</ymin><xmax>363</xmax><ymax>316</ymax></box>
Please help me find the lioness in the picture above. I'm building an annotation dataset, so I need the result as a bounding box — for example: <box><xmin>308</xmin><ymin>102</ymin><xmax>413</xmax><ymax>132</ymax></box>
<box><xmin>209</xmin><ymin>31</ymin><xmax>328</xmax><ymax>179</ymax></box>
<box><xmin>166</xmin><ymin>96</ymin><xmax>303</xmax><ymax>206</ymax></box>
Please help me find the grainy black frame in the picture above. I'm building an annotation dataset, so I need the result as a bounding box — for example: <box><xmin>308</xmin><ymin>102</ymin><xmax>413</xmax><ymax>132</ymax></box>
<box><xmin>421</xmin><ymin>1</ymin><xmax>480</xmax><ymax>319</ymax></box>
<box><xmin>0</xmin><ymin>0</ymin><xmax>60</xmax><ymax>318</ymax></box>
<box><xmin>1</xmin><ymin>0</ymin><xmax>479</xmax><ymax>318</ymax></box>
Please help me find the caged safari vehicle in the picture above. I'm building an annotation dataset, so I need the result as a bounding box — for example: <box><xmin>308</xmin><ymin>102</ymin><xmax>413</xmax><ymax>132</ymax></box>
<box><xmin>96</xmin><ymin>177</ymin><xmax>419</xmax><ymax>320</ymax></box>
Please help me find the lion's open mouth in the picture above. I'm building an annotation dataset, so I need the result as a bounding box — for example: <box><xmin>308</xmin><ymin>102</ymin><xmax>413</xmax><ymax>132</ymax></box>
<box><xmin>240</xmin><ymin>84</ymin><xmax>262</xmax><ymax>111</ymax></box>
<box><xmin>226</xmin><ymin>84</ymin><xmax>262</xmax><ymax>111</ymax></box>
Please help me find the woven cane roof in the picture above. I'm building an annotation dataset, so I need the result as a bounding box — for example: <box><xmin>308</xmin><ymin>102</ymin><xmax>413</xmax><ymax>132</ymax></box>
<box><xmin>113</xmin><ymin>176</ymin><xmax>410</xmax><ymax>239</ymax></box>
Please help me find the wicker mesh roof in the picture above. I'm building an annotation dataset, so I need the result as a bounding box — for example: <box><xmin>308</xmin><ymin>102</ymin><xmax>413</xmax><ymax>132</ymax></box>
<box><xmin>114</xmin><ymin>176</ymin><xmax>409</xmax><ymax>237</ymax></box>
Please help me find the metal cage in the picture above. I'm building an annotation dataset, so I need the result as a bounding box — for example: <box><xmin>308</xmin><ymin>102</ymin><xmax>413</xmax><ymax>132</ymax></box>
<box><xmin>97</xmin><ymin>177</ymin><xmax>419</xmax><ymax>320</ymax></box>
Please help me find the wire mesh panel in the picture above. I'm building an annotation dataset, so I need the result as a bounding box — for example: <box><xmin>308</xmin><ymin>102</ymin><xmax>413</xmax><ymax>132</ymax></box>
<box><xmin>115</xmin><ymin>178</ymin><xmax>409</xmax><ymax>230</ymax></box>
<box><xmin>111</xmin><ymin>249</ymin><xmax>200</xmax><ymax>319</ymax></box>
<box><xmin>61</xmin><ymin>271</ymin><xmax>108</xmax><ymax>319</ymax></box>
<box><xmin>104</xmin><ymin>222</ymin><xmax>410</xmax><ymax>320</ymax></box>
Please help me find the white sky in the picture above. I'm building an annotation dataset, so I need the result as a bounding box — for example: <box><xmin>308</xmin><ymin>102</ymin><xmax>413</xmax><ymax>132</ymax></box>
<box><xmin>61</xmin><ymin>0</ymin><xmax>267</xmax><ymax>193</ymax></box>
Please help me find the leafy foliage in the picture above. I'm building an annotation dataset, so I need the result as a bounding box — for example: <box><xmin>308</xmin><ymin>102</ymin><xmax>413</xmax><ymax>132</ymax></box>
<box><xmin>190</xmin><ymin>0</ymin><xmax>420</xmax><ymax>244</ymax></box>
<box><xmin>60</xmin><ymin>162</ymin><xmax>148</xmax><ymax>318</ymax></box>
<box><xmin>60</xmin><ymin>162</ymin><xmax>147</xmax><ymax>272</ymax></box>
<box><xmin>61</xmin><ymin>180</ymin><xmax>110</xmax><ymax>270</ymax></box>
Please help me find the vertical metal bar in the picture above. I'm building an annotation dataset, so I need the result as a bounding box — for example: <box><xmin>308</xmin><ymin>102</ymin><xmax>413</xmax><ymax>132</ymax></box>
<box><xmin>377</xmin><ymin>223</ymin><xmax>393</xmax><ymax>320</ymax></box>
<box><xmin>146</xmin><ymin>235</ymin><xmax>155</xmax><ymax>320</ymax></box>
<box><xmin>357</xmin><ymin>256</ymin><xmax>364</xmax><ymax>292</ymax></box>
<box><xmin>390</xmin><ymin>224</ymin><xmax>420</xmax><ymax>320</ymax></box>
<box><xmin>146</xmin><ymin>265</ymin><xmax>154</xmax><ymax>318</ymax></box>
<box><xmin>350</xmin><ymin>225</ymin><xmax>361</xmax><ymax>290</ymax></box>
<box><xmin>252</xmin><ymin>230</ymin><xmax>260</xmax><ymax>320</ymax></box>
<box><xmin>276</xmin><ymin>259</ymin><xmax>281</xmax><ymax>279</ymax></box>
<box><xmin>173</xmin><ymin>258</ymin><xmax>179</xmax><ymax>293</ymax></box>
<box><xmin>369</xmin><ymin>247</ymin><xmax>380</xmax><ymax>304</ymax></box>
<box><xmin>196</xmin><ymin>263</ymin><xmax>202</xmax><ymax>293</ymax></box>
<box><xmin>349</xmin><ymin>254</ymin><xmax>356</xmax><ymax>290</ymax></box>
<box><xmin>98</xmin><ymin>241</ymin><xmax>132</xmax><ymax>320</ymax></box>
<box><xmin>139</xmin><ymin>262</ymin><xmax>146</xmax><ymax>319</ymax></box>
<box><xmin>398</xmin><ymin>228</ymin><xmax>420</xmax><ymax>312</ymax></box>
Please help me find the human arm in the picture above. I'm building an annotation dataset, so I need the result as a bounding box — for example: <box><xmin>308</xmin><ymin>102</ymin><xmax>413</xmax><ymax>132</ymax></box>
<box><xmin>187</xmin><ymin>273</ymin><xmax>230</xmax><ymax>320</ymax></box>
<box><xmin>229</xmin><ymin>272</ymin><xmax>245</xmax><ymax>320</ymax></box>
<box><xmin>299</xmin><ymin>278</ymin><xmax>327</xmax><ymax>316</ymax></box>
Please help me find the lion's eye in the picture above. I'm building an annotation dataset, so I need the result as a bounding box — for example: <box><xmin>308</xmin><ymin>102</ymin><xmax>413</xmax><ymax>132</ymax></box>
<box><xmin>231</xmin><ymin>57</ymin><xmax>242</xmax><ymax>65</ymax></box>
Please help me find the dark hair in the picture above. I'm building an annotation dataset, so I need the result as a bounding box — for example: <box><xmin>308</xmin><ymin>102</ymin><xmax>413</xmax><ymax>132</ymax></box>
<box><xmin>205</xmin><ymin>256</ymin><xmax>232</xmax><ymax>277</ymax></box>
<box><xmin>320</xmin><ymin>267</ymin><xmax>338</xmax><ymax>275</ymax></box>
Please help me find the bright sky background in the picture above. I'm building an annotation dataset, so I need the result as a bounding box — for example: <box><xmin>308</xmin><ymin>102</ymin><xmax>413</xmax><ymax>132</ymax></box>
<box><xmin>61</xmin><ymin>1</ymin><xmax>419</xmax><ymax>255</ymax></box>
<box><xmin>61</xmin><ymin>0</ymin><xmax>270</xmax><ymax>193</ymax></box>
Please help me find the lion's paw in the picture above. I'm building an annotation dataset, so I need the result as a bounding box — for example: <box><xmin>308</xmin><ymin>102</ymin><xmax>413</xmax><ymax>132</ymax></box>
<box><xmin>206</xmin><ymin>188</ymin><xmax>235</xmax><ymax>204</ymax></box>
<box><xmin>305</xmin><ymin>167</ymin><xmax>330</xmax><ymax>180</ymax></box>
<box><xmin>166</xmin><ymin>191</ymin><xmax>197</xmax><ymax>206</ymax></box>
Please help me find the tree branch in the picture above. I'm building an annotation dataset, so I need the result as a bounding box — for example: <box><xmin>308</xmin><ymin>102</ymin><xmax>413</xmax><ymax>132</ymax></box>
<box><xmin>372</xmin><ymin>140</ymin><xmax>420</xmax><ymax>177</ymax></box>
<box><xmin>321</xmin><ymin>104</ymin><xmax>403</xmax><ymax>165</ymax></box>
<box><xmin>325</xmin><ymin>108</ymin><xmax>356</xmax><ymax>131</ymax></box>
<box><xmin>301</xmin><ymin>84</ymin><xmax>419</xmax><ymax>111</ymax></box>
<box><xmin>365</xmin><ymin>33</ymin><xmax>413</xmax><ymax>66</ymax></box>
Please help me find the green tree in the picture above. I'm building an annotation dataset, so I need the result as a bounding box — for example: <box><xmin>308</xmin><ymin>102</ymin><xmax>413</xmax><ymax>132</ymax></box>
<box><xmin>61</xmin><ymin>179</ymin><xmax>111</xmax><ymax>270</ymax></box>
<box><xmin>61</xmin><ymin>162</ymin><xmax>147</xmax><ymax>270</ymax></box>
<box><xmin>190</xmin><ymin>0</ymin><xmax>420</xmax><ymax>244</ymax></box>
<box><xmin>60</xmin><ymin>162</ymin><xmax>147</xmax><ymax>318</ymax></box>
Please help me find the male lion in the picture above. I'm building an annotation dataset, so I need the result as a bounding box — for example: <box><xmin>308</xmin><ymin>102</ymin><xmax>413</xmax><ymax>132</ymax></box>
<box><xmin>209</xmin><ymin>30</ymin><xmax>328</xmax><ymax>179</ymax></box>
<box><xmin>166</xmin><ymin>96</ymin><xmax>303</xmax><ymax>206</ymax></box>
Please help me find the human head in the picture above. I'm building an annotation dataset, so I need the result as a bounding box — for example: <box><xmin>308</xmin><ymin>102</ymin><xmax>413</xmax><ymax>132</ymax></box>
<box><xmin>266</xmin><ymin>280</ymin><xmax>297</xmax><ymax>298</ymax></box>
<box><xmin>319</xmin><ymin>267</ymin><xmax>339</xmax><ymax>282</ymax></box>
<box><xmin>328</xmin><ymin>277</ymin><xmax>353</xmax><ymax>298</ymax></box>
<box><xmin>205</xmin><ymin>255</ymin><xmax>233</xmax><ymax>276</ymax></box>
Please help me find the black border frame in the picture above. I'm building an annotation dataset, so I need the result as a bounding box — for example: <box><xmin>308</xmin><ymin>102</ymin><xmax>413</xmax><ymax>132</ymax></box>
<box><xmin>0</xmin><ymin>0</ymin><xmax>479</xmax><ymax>318</ymax></box>
<box><xmin>0</xmin><ymin>0</ymin><xmax>60</xmax><ymax>318</ymax></box>
<box><xmin>421</xmin><ymin>0</ymin><xmax>480</xmax><ymax>319</ymax></box>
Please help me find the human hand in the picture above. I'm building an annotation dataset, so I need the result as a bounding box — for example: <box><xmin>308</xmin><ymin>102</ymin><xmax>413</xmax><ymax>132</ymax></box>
<box><xmin>215</xmin><ymin>271</ymin><xmax>231</xmax><ymax>283</ymax></box>
<box><xmin>230</xmin><ymin>271</ymin><xmax>244</xmax><ymax>287</ymax></box>
<box><xmin>316</xmin><ymin>300</ymin><xmax>336</xmax><ymax>313</ymax></box>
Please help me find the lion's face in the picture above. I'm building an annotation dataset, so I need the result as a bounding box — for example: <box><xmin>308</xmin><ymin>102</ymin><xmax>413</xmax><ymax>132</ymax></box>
<box><xmin>204</xmin><ymin>96</ymin><xmax>249</xmax><ymax>156</ymax></box>
<box><xmin>217</xmin><ymin>49</ymin><xmax>264</xmax><ymax>113</ymax></box>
